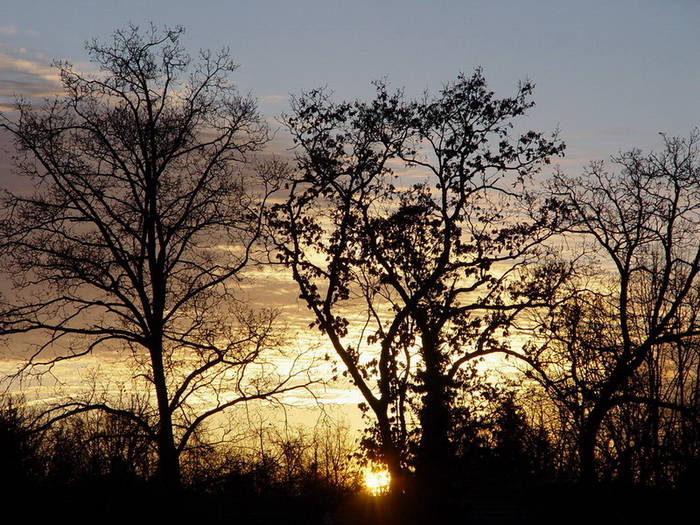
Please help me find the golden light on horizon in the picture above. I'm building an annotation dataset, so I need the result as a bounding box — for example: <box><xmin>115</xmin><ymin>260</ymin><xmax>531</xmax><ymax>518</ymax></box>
<box><xmin>363</xmin><ymin>468</ymin><xmax>391</xmax><ymax>496</ymax></box>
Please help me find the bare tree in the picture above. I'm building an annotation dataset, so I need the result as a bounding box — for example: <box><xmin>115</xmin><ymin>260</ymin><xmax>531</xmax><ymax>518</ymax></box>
<box><xmin>270</xmin><ymin>70</ymin><xmax>567</xmax><ymax>490</ymax></box>
<box><xmin>529</xmin><ymin>133</ymin><xmax>700</xmax><ymax>484</ymax></box>
<box><xmin>0</xmin><ymin>24</ymin><xmax>314</xmax><ymax>491</ymax></box>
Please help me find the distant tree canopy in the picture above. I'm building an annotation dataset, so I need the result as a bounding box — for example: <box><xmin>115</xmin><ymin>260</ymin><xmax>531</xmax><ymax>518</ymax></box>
<box><xmin>0</xmin><ymin>24</ymin><xmax>314</xmax><ymax>491</ymax></box>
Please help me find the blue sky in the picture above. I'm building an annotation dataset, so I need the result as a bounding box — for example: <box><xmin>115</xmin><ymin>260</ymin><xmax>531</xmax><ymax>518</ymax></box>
<box><xmin>1</xmin><ymin>0</ymin><xmax>699</xmax><ymax>170</ymax></box>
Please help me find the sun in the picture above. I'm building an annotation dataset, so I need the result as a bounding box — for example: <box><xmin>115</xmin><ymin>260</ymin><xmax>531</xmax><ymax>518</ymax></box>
<box><xmin>363</xmin><ymin>469</ymin><xmax>391</xmax><ymax>496</ymax></box>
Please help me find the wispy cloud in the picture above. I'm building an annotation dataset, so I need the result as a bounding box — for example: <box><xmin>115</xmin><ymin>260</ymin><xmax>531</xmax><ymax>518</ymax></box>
<box><xmin>0</xmin><ymin>26</ymin><xmax>38</xmax><ymax>37</ymax></box>
<box><xmin>259</xmin><ymin>94</ymin><xmax>287</xmax><ymax>104</ymax></box>
<box><xmin>0</xmin><ymin>47</ymin><xmax>61</xmax><ymax>104</ymax></box>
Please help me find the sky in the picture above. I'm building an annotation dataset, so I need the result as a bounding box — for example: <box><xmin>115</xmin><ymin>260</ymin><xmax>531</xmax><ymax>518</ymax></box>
<box><xmin>1</xmin><ymin>0</ymin><xmax>699</xmax><ymax>167</ymax></box>
<box><xmin>1</xmin><ymin>0</ymin><xmax>699</xmax><ymax>428</ymax></box>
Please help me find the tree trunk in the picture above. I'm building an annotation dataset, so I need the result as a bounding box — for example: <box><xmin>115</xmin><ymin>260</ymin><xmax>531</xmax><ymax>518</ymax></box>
<box><xmin>416</xmin><ymin>336</ymin><xmax>452</xmax><ymax>494</ymax></box>
<box><xmin>376</xmin><ymin>410</ymin><xmax>406</xmax><ymax>493</ymax></box>
<box><xmin>149</xmin><ymin>340</ymin><xmax>181</xmax><ymax>492</ymax></box>
<box><xmin>579</xmin><ymin>406</ymin><xmax>606</xmax><ymax>486</ymax></box>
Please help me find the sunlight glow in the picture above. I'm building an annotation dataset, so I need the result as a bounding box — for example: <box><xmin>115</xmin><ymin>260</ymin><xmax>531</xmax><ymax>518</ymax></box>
<box><xmin>363</xmin><ymin>469</ymin><xmax>391</xmax><ymax>496</ymax></box>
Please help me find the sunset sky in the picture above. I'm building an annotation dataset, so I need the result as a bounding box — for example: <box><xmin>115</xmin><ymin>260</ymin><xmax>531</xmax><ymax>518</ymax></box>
<box><xmin>1</xmin><ymin>0</ymin><xmax>700</xmax><ymax>428</ymax></box>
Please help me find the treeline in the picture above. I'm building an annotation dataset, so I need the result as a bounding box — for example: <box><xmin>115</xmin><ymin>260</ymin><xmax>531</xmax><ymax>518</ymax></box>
<box><xmin>2</xmin><ymin>385</ymin><xmax>696</xmax><ymax>522</ymax></box>
<box><xmin>0</xmin><ymin>23</ymin><xmax>698</xmax><ymax>521</ymax></box>
<box><xmin>0</xmin><ymin>396</ymin><xmax>361</xmax><ymax>521</ymax></box>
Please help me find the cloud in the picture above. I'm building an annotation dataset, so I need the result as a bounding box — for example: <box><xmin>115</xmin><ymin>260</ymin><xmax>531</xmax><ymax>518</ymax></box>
<box><xmin>259</xmin><ymin>94</ymin><xmax>287</xmax><ymax>104</ymax></box>
<box><xmin>0</xmin><ymin>47</ymin><xmax>61</xmax><ymax>104</ymax></box>
<box><xmin>0</xmin><ymin>26</ymin><xmax>38</xmax><ymax>37</ymax></box>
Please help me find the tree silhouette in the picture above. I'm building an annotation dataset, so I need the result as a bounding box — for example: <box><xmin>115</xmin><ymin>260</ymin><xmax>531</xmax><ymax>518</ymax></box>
<box><xmin>0</xmin><ymin>395</ymin><xmax>43</xmax><ymax>496</ymax></box>
<box><xmin>270</xmin><ymin>70</ymin><xmax>567</xmax><ymax>491</ymax></box>
<box><xmin>528</xmin><ymin>133</ymin><xmax>700</xmax><ymax>484</ymax></box>
<box><xmin>0</xmin><ymin>24</ymin><xmax>314</xmax><ymax>491</ymax></box>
